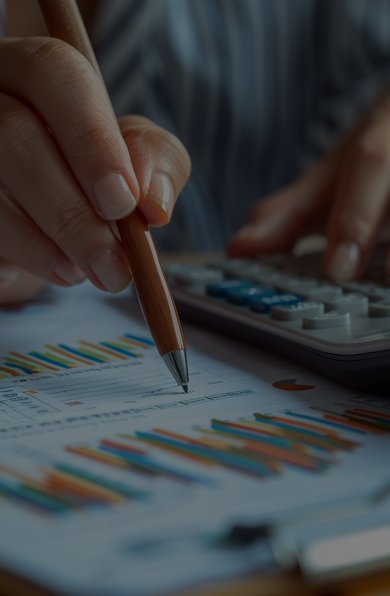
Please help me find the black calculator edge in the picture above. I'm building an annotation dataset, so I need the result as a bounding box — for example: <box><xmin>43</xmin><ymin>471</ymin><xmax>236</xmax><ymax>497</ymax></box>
<box><xmin>176</xmin><ymin>299</ymin><xmax>390</xmax><ymax>394</ymax></box>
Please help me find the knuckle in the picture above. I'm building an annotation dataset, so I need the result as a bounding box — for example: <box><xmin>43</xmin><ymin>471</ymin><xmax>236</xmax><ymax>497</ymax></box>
<box><xmin>121</xmin><ymin>117</ymin><xmax>191</xmax><ymax>185</ymax></box>
<box><xmin>70</xmin><ymin>115</ymin><xmax>119</xmax><ymax>160</ymax></box>
<box><xmin>353</xmin><ymin>131</ymin><xmax>390</xmax><ymax>169</ymax></box>
<box><xmin>0</xmin><ymin>98</ymin><xmax>39</xmax><ymax>162</ymax></box>
<box><xmin>14</xmin><ymin>226</ymin><xmax>47</xmax><ymax>269</ymax></box>
<box><xmin>21</xmin><ymin>37</ymin><xmax>83</xmax><ymax>76</ymax></box>
<box><xmin>339</xmin><ymin>212</ymin><xmax>372</xmax><ymax>245</ymax></box>
<box><xmin>51</xmin><ymin>202</ymin><xmax>92</xmax><ymax>243</ymax></box>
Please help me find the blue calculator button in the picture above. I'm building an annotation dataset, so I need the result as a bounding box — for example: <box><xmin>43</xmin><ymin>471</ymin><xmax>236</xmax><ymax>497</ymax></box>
<box><xmin>206</xmin><ymin>280</ymin><xmax>253</xmax><ymax>298</ymax></box>
<box><xmin>226</xmin><ymin>286</ymin><xmax>276</xmax><ymax>305</ymax></box>
<box><xmin>250</xmin><ymin>293</ymin><xmax>301</xmax><ymax>314</ymax></box>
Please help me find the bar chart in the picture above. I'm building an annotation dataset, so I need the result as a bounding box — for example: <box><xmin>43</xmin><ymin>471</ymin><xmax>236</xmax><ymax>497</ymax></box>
<box><xmin>0</xmin><ymin>333</ymin><xmax>153</xmax><ymax>378</ymax></box>
<box><xmin>0</xmin><ymin>405</ymin><xmax>387</xmax><ymax>516</ymax></box>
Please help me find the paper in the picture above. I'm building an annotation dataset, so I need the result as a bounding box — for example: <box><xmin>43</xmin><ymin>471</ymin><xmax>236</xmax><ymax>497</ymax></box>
<box><xmin>0</xmin><ymin>283</ymin><xmax>389</xmax><ymax>594</ymax></box>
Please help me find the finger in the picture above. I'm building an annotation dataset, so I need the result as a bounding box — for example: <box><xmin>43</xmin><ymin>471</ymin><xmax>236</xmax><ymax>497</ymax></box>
<box><xmin>0</xmin><ymin>186</ymin><xmax>85</xmax><ymax>285</ymax></box>
<box><xmin>324</xmin><ymin>118</ymin><xmax>390</xmax><ymax>281</ymax></box>
<box><xmin>0</xmin><ymin>37</ymin><xmax>139</xmax><ymax>221</ymax></box>
<box><xmin>0</xmin><ymin>258</ymin><xmax>47</xmax><ymax>305</ymax></box>
<box><xmin>0</xmin><ymin>94</ymin><xmax>130</xmax><ymax>292</ymax></box>
<box><xmin>119</xmin><ymin>115</ymin><xmax>191</xmax><ymax>226</ymax></box>
<box><xmin>228</xmin><ymin>157</ymin><xmax>337</xmax><ymax>257</ymax></box>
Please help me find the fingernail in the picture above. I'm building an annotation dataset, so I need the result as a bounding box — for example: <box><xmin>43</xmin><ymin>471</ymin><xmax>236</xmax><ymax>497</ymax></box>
<box><xmin>53</xmin><ymin>261</ymin><xmax>86</xmax><ymax>285</ymax></box>
<box><xmin>93</xmin><ymin>172</ymin><xmax>137</xmax><ymax>220</ymax></box>
<box><xmin>233</xmin><ymin>224</ymin><xmax>258</xmax><ymax>241</ymax></box>
<box><xmin>89</xmin><ymin>250</ymin><xmax>131</xmax><ymax>293</ymax></box>
<box><xmin>327</xmin><ymin>241</ymin><xmax>360</xmax><ymax>281</ymax></box>
<box><xmin>0</xmin><ymin>266</ymin><xmax>19</xmax><ymax>287</ymax></box>
<box><xmin>148</xmin><ymin>173</ymin><xmax>174</xmax><ymax>217</ymax></box>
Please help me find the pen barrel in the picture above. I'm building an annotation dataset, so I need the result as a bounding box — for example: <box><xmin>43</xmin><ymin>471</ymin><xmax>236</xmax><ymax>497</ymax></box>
<box><xmin>118</xmin><ymin>212</ymin><xmax>185</xmax><ymax>356</ymax></box>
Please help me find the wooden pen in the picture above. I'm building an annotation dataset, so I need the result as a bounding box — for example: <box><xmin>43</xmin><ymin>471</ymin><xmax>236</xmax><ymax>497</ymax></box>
<box><xmin>38</xmin><ymin>0</ymin><xmax>189</xmax><ymax>392</ymax></box>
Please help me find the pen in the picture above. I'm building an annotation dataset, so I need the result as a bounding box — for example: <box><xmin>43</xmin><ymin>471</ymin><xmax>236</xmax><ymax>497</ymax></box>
<box><xmin>37</xmin><ymin>0</ymin><xmax>189</xmax><ymax>392</ymax></box>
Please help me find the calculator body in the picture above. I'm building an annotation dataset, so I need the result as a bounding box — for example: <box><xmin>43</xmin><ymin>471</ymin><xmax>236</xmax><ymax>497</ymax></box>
<box><xmin>166</xmin><ymin>252</ymin><xmax>390</xmax><ymax>392</ymax></box>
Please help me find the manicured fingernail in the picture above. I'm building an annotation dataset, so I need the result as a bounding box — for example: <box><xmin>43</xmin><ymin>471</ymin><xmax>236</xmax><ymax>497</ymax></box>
<box><xmin>148</xmin><ymin>173</ymin><xmax>174</xmax><ymax>216</ymax></box>
<box><xmin>93</xmin><ymin>172</ymin><xmax>137</xmax><ymax>220</ymax></box>
<box><xmin>327</xmin><ymin>241</ymin><xmax>360</xmax><ymax>281</ymax></box>
<box><xmin>53</xmin><ymin>261</ymin><xmax>86</xmax><ymax>285</ymax></box>
<box><xmin>89</xmin><ymin>250</ymin><xmax>131</xmax><ymax>293</ymax></box>
<box><xmin>0</xmin><ymin>266</ymin><xmax>19</xmax><ymax>287</ymax></box>
<box><xmin>234</xmin><ymin>225</ymin><xmax>257</xmax><ymax>241</ymax></box>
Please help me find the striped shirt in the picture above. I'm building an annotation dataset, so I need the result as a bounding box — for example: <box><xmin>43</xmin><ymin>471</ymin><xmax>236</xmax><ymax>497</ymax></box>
<box><xmin>71</xmin><ymin>2</ymin><xmax>390</xmax><ymax>249</ymax></box>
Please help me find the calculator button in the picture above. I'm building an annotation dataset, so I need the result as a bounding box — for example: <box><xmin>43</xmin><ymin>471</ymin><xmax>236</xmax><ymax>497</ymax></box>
<box><xmin>207</xmin><ymin>279</ymin><xmax>253</xmax><ymax>298</ymax></box>
<box><xmin>274</xmin><ymin>276</ymin><xmax>319</xmax><ymax>293</ymax></box>
<box><xmin>368</xmin><ymin>301</ymin><xmax>390</xmax><ymax>317</ymax></box>
<box><xmin>302</xmin><ymin>284</ymin><xmax>343</xmax><ymax>300</ymax></box>
<box><xmin>303</xmin><ymin>311</ymin><xmax>350</xmax><ymax>329</ymax></box>
<box><xmin>363</xmin><ymin>288</ymin><xmax>390</xmax><ymax>302</ymax></box>
<box><xmin>250</xmin><ymin>293</ymin><xmax>301</xmax><ymax>314</ymax></box>
<box><xmin>175</xmin><ymin>267</ymin><xmax>224</xmax><ymax>291</ymax></box>
<box><xmin>226</xmin><ymin>286</ymin><xmax>276</xmax><ymax>305</ymax></box>
<box><xmin>271</xmin><ymin>301</ymin><xmax>324</xmax><ymax>321</ymax></box>
<box><xmin>164</xmin><ymin>263</ymin><xmax>191</xmax><ymax>282</ymax></box>
<box><xmin>213</xmin><ymin>260</ymin><xmax>265</xmax><ymax>278</ymax></box>
<box><xmin>324</xmin><ymin>293</ymin><xmax>368</xmax><ymax>315</ymax></box>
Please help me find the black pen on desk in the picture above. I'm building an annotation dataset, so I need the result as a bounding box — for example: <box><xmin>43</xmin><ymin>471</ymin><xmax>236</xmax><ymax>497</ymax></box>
<box><xmin>37</xmin><ymin>0</ymin><xmax>189</xmax><ymax>392</ymax></box>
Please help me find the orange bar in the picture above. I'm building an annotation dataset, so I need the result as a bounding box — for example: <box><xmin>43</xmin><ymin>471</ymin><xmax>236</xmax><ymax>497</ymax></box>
<box><xmin>347</xmin><ymin>408</ymin><xmax>390</xmax><ymax>421</ymax></box>
<box><xmin>324</xmin><ymin>413</ymin><xmax>385</xmax><ymax>434</ymax></box>
<box><xmin>101</xmin><ymin>439</ymin><xmax>146</xmax><ymax>455</ymax></box>
<box><xmin>47</xmin><ymin>345</ymin><xmax>92</xmax><ymax>366</ymax></box>
<box><xmin>66</xmin><ymin>446</ymin><xmax>129</xmax><ymax>469</ymax></box>
<box><xmin>0</xmin><ymin>365</ymin><xmax>19</xmax><ymax>377</ymax></box>
<box><xmin>79</xmin><ymin>341</ymin><xmax>128</xmax><ymax>360</ymax></box>
<box><xmin>45</xmin><ymin>471</ymin><xmax>122</xmax><ymax>504</ymax></box>
<box><xmin>10</xmin><ymin>352</ymin><xmax>58</xmax><ymax>371</ymax></box>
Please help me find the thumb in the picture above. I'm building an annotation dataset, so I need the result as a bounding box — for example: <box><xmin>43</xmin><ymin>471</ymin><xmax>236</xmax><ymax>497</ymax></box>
<box><xmin>119</xmin><ymin>115</ymin><xmax>191</xmax><ymax>227</ymax></box>
<box><xmin>228</xmin><ymin>157</ymin><xmax>337</xmax><ymax>257</ymax></box>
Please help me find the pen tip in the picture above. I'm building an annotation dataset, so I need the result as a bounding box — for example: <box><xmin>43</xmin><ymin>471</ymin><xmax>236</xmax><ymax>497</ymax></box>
<box><xmin>163</xmin><ymin>349</ymin><xmax>189</xmax><ymax>389</ymax></box>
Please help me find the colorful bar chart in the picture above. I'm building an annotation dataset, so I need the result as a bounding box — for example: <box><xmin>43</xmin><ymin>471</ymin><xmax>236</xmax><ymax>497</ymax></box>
<box><xmin>0</xmin><ymin>333</ymin><xmax>153</xmax><ymax>378</ymax></box>
<box><xmin>1</xmin><ymin>406</ymin><xmax>387</xmax><ymax>516</ymax></box>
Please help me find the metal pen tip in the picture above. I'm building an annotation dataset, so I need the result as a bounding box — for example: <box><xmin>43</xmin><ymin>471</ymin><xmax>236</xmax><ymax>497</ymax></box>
<box><xmin>163</xmin><ymin>349</ymin><xmax>189</xmax><ymax>390</ymax></box>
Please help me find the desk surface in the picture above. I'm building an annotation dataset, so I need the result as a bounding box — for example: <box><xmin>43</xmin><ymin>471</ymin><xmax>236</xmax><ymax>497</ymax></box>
<box><xmin>0</xmin><ymin>255</ymin><xmax>389</xmax><ymax>596</ymax></box>
<box><xmin>2</xmin><ymin>566</ymin><xmax>390</xmax><ymax>596</ymax></box>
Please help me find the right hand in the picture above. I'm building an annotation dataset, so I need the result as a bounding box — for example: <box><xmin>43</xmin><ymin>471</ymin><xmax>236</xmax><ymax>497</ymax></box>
<box><xmin>0</xmin><ymin>37</ymin><xmax>190</xmax><ymax>303</ymax></box>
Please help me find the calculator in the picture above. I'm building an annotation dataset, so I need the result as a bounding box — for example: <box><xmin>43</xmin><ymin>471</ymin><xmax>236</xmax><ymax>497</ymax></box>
<box><xmin>165</xmin><ymin>248</ymin><xmax>390</xmax><ymax>392</ymax></box>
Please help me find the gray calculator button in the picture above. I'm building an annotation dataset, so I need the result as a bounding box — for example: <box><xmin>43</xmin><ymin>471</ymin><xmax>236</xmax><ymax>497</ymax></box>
<box><xmin>368</xmin><ymin>301</ymin><xmax>390</xmax><ymax>317</ymax></box>
<box><xmin>213</xmin><ymin>260</ymin><xmax>265</xmax><ymax>278</ymax></box>
<box><xmin>324</xmin><ymin>293</ymin><xmax>368</xmax><ymax>315</ymax></box>
<box><xmin>164</xmin><ymin>263</ymin><xmax>191</xmax><ymax>282</ymax></box>
<box><xmin>364</xmin><ymin>288</ymin><xmax>390</xmax><ymax>302</ymax></box>
<box><xmin>303</xmin><ymin>311</ymin><xmax>350</xmax><ymax>329</ymax></box>
<box><xmin>271</xmin><ymin>301</ymin><xmax>324</xmax><ymax>321</ymax></box>
<box><xmin>275</xmin><ymin>276</ymin><xmax>319</xmax><ymax>293</ymax></box>
<box><xmin>304</xmin><ymin>284</ymin><xmax>342</xmax><ymax>300</ymax></box>
<box><xmin>252</xmin><ymin>271</ymin><xmax>288</xmax><ymax>285</ymax></box>
<box><xmin>175</xmin><ymin>267</ymin><xmax>223</xmax><ymax>290</ymax></box>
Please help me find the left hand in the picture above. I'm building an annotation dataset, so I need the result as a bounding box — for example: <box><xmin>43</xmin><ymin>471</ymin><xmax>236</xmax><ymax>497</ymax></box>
<box><xmin>229</xmin><ymin>93</ymin><xmax>390</xmax><ymax>281</ymax></box>
<box><xmin>0</xmin><ymin>114</ymin><xmax>190</xmax><ymax>305</ymax></box>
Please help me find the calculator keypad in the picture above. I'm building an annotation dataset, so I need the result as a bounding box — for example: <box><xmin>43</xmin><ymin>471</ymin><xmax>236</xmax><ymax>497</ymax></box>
<box><xmin>165</xmin><ymin>253</ymin><xmax>390</xmax><ymax>346</ymax></box>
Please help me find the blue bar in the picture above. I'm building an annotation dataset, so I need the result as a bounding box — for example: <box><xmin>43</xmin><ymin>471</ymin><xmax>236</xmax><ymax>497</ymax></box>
<box><xmin>285</xmin><ymin>411</ymin><xmax>365</xmax><ymax>434</ymax></box>
<box><xmin>29</xmin><ymin>352</ymin><xmax>71</xmax><ymax>369</ymax></box>
<box><xmin>99</xmin><ymin>445</ymin><xmax>200</xmax><ymax>483</ymax></box>
<box><xmin>124</xmin><ymin>333</ymin><xmax>154</xmax><ymax>346</ymax></box>
<box><xmin>100</xmin><ymin>342</ymin><xmax>137</xmax><ymax>357</ymax></box>
<box><xmin>135</xmin><ymin>431</ymin><xmax>273</xmax><ymax>477</ymax></box>
<box><xmin>58</xmin><ymin>344</ymin><xmax>105</xmax><ymax>363</ymax></box>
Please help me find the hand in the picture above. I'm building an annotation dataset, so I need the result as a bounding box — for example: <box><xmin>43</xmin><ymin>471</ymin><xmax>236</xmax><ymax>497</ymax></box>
<box><xmin>0</xmin><ymin>37</ymin><xmax>190</xmax><ymax>304</ymax></box>
<box><xmin>229</xmin><ymin>94</ymin><xmax>390</xmax><ymax>281</ymax></box>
